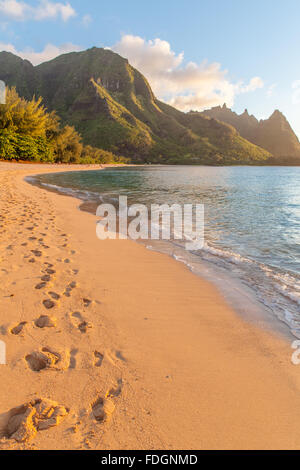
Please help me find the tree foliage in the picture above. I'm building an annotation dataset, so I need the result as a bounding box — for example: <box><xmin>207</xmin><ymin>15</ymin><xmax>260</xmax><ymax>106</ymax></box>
<box><xmin>0</xmin><ymin>87</ymin><xmax>127</xmax><ymax>164</ymax></box>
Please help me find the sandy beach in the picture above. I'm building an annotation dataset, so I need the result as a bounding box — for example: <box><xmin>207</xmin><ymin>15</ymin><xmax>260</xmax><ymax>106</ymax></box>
<box><xmin>0</xmin><ymin>162</ymin><xmax>300</xmax><ymax>450</ymax></box>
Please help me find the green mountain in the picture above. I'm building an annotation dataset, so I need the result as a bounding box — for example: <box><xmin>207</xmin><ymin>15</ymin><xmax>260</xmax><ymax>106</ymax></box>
<box><xmin>201</xmin><ymin>104</ymin><xmax>300</xmax><ymax>164</ymax></box>
<box><xmin>0</xmin><ymin>47</ymin><xmax>272</xmax><ymax>164</ymax></box>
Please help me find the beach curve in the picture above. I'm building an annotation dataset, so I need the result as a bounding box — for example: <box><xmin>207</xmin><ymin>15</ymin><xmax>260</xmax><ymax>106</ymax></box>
<box><xmin>0</xmin><ymin>162</ymin><xmax>300</xmax><ymax>449</ymax></box>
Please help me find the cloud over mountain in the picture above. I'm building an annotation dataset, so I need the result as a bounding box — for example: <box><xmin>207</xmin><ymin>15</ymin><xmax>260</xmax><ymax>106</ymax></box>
<box><xmin>0</xmin><ymin>32</ymin><xmax>264</xmax><ymax>112</ymax></box>
<box><xmin>112</xmin><ymin>35</ymin><xmax>264</xmax><ymax>111</ymax></box>
<box><xmin>0</xmin><ymin>41</ymin><xmax>81</xmax><ymax>64</ymax></box>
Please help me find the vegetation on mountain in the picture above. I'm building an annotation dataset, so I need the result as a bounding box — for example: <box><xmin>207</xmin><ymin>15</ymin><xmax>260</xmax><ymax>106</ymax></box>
<box><xmin>0</xmin><ymin>87</ymin><xmax>127</xmax><ymax>164</ymax></box>
<box><xmin>1</xmin><ymin>47</ymin><xmax>297</xmax><ymax>165</ymax></box>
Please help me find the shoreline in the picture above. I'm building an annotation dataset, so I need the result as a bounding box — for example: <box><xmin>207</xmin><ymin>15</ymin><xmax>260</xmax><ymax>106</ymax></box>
<box><xmin>28</xmin><ymin>165</ymin><xmax>294</xmax><ymax>344</ymax></box>
<box><xmin>1</xmin><ymin>162</ymin><xmax>300</xmax><ymax>449</ymax></box>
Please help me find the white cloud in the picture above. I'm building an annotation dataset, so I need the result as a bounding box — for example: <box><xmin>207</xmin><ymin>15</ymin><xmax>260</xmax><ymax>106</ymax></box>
<box><xmin>35</xmin><ymin>0</ymin><xmax>76</xmax><ymax>21</ymax></box>
<box><xmin>0</xmin><ymin>0</ymin><xmax>76</xmax><ymax>22</ymax></box>
<box><xmin>112</xmin><ymin>35</ymin><xmax>264</xmax><ymax>111</ymax></box>
<box><xmin>0</xmin><ymin>42</ymin><xmax>81</xmax><ymax>65</ymax></box>
<box><xmin>292</xmin><ymin>80</ymin><xmax>300</xmax><ymax>105</ymax></box>
<box><xmin>0</xmin><ymin>0</ymin><xmax>27</xmax><ymax>19</ymax></box>
<box><xmin>240</xmin><ymin>76</ymin><xmax>264</xmax><ymax>93</ymax></box>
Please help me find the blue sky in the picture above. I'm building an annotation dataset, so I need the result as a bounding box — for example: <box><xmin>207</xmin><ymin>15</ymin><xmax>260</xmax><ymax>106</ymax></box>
<box><xmin>1</xmin><ymin>0</ymin><xmax>300</xmax><ymax>136</ymax></box>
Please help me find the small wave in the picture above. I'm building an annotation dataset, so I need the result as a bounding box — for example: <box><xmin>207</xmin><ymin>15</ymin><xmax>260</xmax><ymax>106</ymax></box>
<box><xmin>168</xmin><ymin>238</ymin><xmax>300</xmax><ymax>337</ymax></box>
<box><xmin>28</xmin><ymin>177</ymin><xmax>103</xmax><ymax>202</ymax></box>
<box><xmin>27</xmin><ymin>171</ymin><xmax>300</xmax><ymax>339</ymax></box>
<box><xmin>200</xmin><ymin>242</ymin><xmax>254</xmax><ymax>266</ymax></box>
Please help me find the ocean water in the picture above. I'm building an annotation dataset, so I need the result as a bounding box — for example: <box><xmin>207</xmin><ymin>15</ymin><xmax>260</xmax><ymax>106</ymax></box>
<box><xmin>30</xmin><ymin>166</ymin><xmax>300</xmax><ymax>336</ymax></box>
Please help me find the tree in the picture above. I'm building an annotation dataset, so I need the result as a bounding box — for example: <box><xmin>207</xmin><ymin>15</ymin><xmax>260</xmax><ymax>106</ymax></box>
<box><xmin>0</xmin><ymin>87</ymin><xmax>125</xmax><ymax>164</ymax></box>
<box><xmin>53</xmin><ymin>125</ymin><xmax>83</xmax><ymax>163</ymax></box>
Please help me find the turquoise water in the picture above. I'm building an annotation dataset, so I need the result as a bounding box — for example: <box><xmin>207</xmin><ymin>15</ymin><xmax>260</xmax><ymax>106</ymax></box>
<box><xmin>31</xmin><ymin>165</ymin><xmax>300</xmax><ymax>336</ymax></box>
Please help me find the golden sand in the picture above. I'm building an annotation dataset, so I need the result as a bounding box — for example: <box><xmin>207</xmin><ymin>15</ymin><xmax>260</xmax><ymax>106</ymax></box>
<box><xmin>0</xmin><ymin>162</ymin><xmax>300</xmax><ymax>450</ymax></box>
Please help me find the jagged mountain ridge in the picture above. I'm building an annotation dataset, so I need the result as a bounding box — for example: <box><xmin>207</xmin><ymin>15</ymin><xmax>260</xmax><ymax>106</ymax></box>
<box><xmin>201</xmin><ymin>104</ymin><xmax>300</xmax><ymax>161</ymax></box>
<box><xmin>0</xmin><ymin>47</ymin><xmax>276</xmax><ymax>164</ymax></box>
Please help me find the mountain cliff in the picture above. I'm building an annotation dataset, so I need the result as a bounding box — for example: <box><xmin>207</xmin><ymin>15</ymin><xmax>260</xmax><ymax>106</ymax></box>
<box><xmin>201</xmin><ymin>104</ymin><xmax>300</xmax><ymax>163</ymax></box>
<box><xmin>0</xmin><ymin>48</ymin><xmax>272</xmax><ymax>164</ymax></box>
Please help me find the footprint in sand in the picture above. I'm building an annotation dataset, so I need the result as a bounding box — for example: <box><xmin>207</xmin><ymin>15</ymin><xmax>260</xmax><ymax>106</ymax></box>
<box><xmin>106</xmin><ymin>379</ymin><xmax>123</xmax><ymax>398</ymax></box>
<box><xmin>71</xmin><ymin>312</ymin><xmax>92</xmax><ymax>334</ymax></box>
<box><xmin>91</xmin><ymin>381</ymin><xmax>123</xmax><ymax>423</ymax></box>
<box><xmin>35</xmin><ymin>282</ymin><xmax>47</xmax><ymax>290</ymax></box>
<box><xmin>83</xmin><ymin>298</ymin><xmax>92</xmax><ymax>308</ymax></box>
<box><xmin>10</xmin><ymin>322</ymin><xmax>27</xmax><ymax>336</ymax></box>
<box><xmin>34</xmin><ymin>315</ymin><xmax>57</xmax><ymax>329</ymax></box>
<box><xmin>44</xmin><ymin>262</ymin><xmax>53</xmax><ymax>268</ymax></box>
<box><xmin>69</xmin><ymin>349</ymin><xmax>78</xmax><ymax>369</ymax></box>
<box><xmin>93</xmin><ymin>351</ymin><xmax>104</xmax><ymax>367</ymax></box>
<box><xmin>105</xmin><ymin>349</ymin><xmax>127</xmax><ymax>366</ymax></box>
<box><xmin>25</xmin><ymin>349</ymin><xmax>60</xmax><ymax>371</ymax></box>
<box><xmin>0</xmin><ymin>324</ymin><xmax>9</xmax><ymax>335</ymax></box>
<box><xmin>3</xmin><ymin>398</ymin><xmax>69</xmax><ymax>442</ymax></box>
<box><xmin>48</xmin><ymin>292</ymin><xmax>60</xmax><ymax>301</ymax></box>
<box><xmin>46</xmin><ymin>268</ymin><xmax>56</xmax><ymax>275</ymax></box>
<box><xmin>78</xmin><ymin>321</ymin><xmax>92</xmax><ymax>334</ymax></box>
<box><xmin>31</xmin><ymin>250</ymin><xmax>42</xmax><ymax>258</ymax></box>
<box><xmin>25</xmin><ymin>347</ymin><xmax>69</xmax><ymax>371</ymax></box>
<box><xmin>63</xmin><ymin>281</ymin><xmax>77</xmax><ymax>298</ymax></box>
<box><xmin>91</xmin><ymin>396</ymin><xmax>116</xmax><ymax>422</ymax></box>
<box><xmin>43</xmin><ymin>299</ymin><xmax>56</xmax><ymax>310</ymax></box>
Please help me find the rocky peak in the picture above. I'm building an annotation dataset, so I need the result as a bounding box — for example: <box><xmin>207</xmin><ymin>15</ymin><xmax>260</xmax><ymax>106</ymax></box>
<box><xmin>201</xmin><ymin>104</ymin><xmax>300</xmax><ymax>158</ymax></box>
<box><xmin>269</xmin><ymin>109</ymin><xmax>285</xmax><ymax>121</ymax></box>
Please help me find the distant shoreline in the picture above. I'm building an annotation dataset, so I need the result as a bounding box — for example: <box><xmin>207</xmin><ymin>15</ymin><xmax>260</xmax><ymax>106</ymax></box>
<box><xmin>1</xmin><ymin>159</ymin><xmax>300</xmax><ymax>167</ymax></box>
